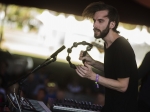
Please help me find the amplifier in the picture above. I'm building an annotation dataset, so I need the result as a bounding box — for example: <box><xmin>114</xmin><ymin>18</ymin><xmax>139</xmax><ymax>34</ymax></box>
<box><xmin>52</xmin><ymin>99</ymin><xmax>102</xmax><ymax>112</ymax></box>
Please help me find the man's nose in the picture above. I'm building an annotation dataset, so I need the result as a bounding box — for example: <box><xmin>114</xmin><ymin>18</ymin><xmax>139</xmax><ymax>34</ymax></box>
<box><xmin>93</xmin><ymin>21</ymin><xmax>98</xmax><ymax>28</ymax></box>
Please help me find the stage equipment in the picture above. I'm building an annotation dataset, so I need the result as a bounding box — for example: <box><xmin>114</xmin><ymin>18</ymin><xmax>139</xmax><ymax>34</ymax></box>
<box><xmin>52</xmin><ymin>98</ymin><xmax>102</xmax><ymax>112</ymax></box>
<box><xmin>5</xmin><ymin>45</ymin><xmax>66</xmax><ymax>112</ymax></box>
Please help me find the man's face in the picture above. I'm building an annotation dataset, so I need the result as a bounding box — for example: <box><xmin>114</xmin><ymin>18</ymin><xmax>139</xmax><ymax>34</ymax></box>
<box><xmin>93</xmin><ymin>10</ymin><xmax>110</xmax><ymax>39</ymax></box>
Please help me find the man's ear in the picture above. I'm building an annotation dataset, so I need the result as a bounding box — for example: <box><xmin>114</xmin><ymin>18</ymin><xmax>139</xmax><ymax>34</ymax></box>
<box><xmin>110</xmin><ymin>21</ymin><xmax>115</xmax><ymax>29</ymax></box>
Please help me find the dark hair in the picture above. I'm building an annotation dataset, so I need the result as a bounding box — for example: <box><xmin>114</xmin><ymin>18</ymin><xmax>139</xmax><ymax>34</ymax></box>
<box><xmin>82</xmin><ymin>1</ymin><xmax>120</xmax><ymax>33</ymax></box>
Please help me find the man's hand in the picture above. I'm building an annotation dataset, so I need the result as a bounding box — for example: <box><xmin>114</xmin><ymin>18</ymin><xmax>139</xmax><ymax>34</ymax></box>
<box><xmin>75</xmin><ymin>62</ymin><xmax>96</xmax><ymax>80</ymax></box>
<box><xmin>79</xmin><ymin>50</ymin><xmax>95</xmax><ymax>66</ymax></box>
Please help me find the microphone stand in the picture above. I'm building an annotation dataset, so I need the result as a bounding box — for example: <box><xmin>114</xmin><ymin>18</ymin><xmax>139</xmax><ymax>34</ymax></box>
<box><xmin>6</xmin><ymin>56</ymin><xmax>57</xmax><ymax>111</ymax></box>
<box><xmin>6</xmin><ymin>45</ymin><xmax>66</xmax><ymax>111</ymax></box>
<box><xmin>19</xmin><ymin>57</ymin><xmax>57</xmax><ymax>97</ymax></box>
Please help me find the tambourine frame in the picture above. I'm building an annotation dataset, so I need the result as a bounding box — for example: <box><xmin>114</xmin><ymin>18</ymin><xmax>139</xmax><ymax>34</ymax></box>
<box><xmin>66</xmin><ymin>41</ymin><xmax>93</xmax><ymax>69</ymax></box>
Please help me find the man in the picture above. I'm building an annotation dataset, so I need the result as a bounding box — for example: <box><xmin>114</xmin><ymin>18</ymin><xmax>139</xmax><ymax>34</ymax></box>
<box><xmin>138</xmin><ymin>51</ymin><xmax>150</xmax><ymax>112</ymax></box>
<box><xmin>75</xmin><ymin>2</ymin><xmax>138</xmax><ymax>112</ymax></box>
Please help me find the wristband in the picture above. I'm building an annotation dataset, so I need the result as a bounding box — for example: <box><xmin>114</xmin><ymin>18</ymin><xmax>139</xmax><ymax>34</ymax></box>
<box><xmin>95</xmin><ymin>74</ymin><xmax>99</xmax><ymax>88</ymax></box>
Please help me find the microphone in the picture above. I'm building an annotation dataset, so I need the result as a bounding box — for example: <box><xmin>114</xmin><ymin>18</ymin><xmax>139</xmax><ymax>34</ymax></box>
<box><xmin>48</xmin><ymin>45</ymin><xmax>66</xmax><ymax>59</ymax></box>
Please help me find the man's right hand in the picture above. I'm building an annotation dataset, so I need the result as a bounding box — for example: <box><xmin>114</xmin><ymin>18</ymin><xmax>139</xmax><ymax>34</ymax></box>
<box><xmin>79</xmin><ymin>50</ymin><xmax>95</xmax><ymax>66</ymax></box>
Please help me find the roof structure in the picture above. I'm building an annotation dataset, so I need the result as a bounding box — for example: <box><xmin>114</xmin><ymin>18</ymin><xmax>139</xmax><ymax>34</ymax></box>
<box><xmin>1</xmin><ymin>0</ymin><xmax>150</xmax><ymax>26</ymax></box>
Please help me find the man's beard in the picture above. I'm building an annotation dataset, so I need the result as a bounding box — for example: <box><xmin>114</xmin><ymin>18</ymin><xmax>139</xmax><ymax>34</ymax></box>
<box><xmin>94</xmin><ymin>22</ymin><xmax>110</xmax><ymax>39</ymax></box>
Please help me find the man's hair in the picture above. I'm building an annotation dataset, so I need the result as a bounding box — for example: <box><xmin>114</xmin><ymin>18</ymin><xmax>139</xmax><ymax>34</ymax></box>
<box><xmin>82</xmin><ymin>1</ymin><xmax>120</xmax><ymax>33</ymax></box>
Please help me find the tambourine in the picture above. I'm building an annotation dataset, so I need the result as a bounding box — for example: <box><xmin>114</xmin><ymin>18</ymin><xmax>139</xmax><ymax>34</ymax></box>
<box><xmin>66</xmin><ymin>41</ymin><xmax>93</xmax><ymax>69</ymax></box>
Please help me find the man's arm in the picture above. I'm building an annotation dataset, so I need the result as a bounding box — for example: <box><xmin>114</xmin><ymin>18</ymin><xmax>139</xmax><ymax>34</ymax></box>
<box><xmin>76</xmin><ymin>63</ymin><xmax>129</xmax><ymax>93</ymax></box>
<box><xmin>90</xmin><ymin>72</ymin><xmax>129</xmax><ymax>92</ymax></box>
<box><xmin>91</xmin><ymin>60</ymin><xmax>104</xmax><ymax>72</ymax></box>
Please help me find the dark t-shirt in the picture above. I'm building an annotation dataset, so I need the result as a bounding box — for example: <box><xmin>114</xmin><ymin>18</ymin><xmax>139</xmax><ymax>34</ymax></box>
<box><xmin>101</xmin><ymin>37</ymin><xmax>138</xmax><ymax>112</ymax></box>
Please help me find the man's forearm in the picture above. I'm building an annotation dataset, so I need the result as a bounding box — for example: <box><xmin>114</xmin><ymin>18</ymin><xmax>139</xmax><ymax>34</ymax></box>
<box><xmin>92</xmin><ymin>60</ymin><xmax>104</xmax><ymax>71</ymax></box>
<box><xmin>90</xmin><ymin>73</ymin><xmax>129</xmax><ymax>93</ymax></box>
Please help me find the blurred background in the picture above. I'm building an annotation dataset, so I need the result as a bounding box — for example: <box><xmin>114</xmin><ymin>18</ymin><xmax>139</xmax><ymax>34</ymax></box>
<box><xmin>0</xmin><ymin>0</ymin><xmax>150</xmax><ymax>109</ymax></box>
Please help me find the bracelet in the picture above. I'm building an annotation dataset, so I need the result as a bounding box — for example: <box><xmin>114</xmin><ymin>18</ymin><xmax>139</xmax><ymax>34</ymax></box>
<box><xmin>95</xmin><ymin>74</ymin><xmax>99</xmax><ymax>88</ymax></box>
